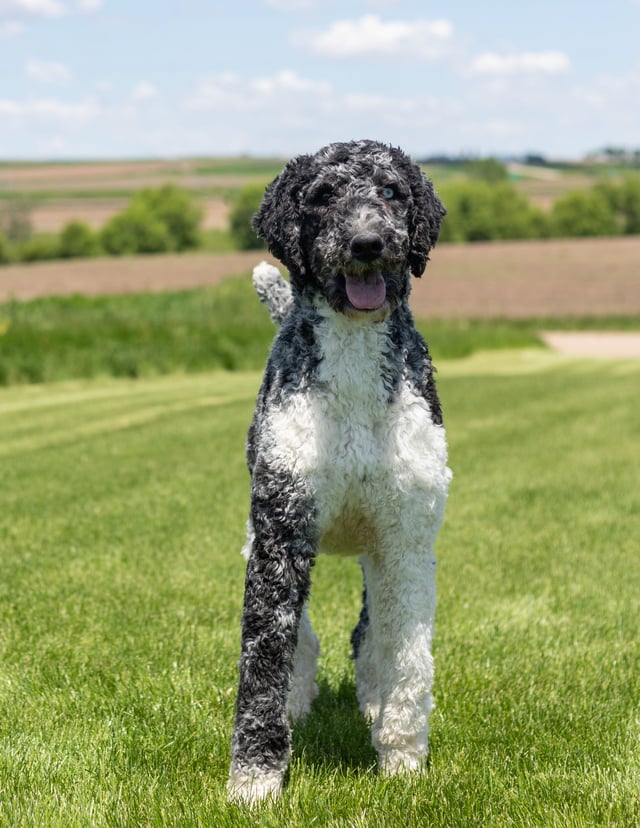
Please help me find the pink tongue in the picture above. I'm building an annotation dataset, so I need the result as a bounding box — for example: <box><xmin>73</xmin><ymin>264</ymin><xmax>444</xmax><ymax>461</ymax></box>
<box><xmin>345</xmin><ymin>274</ymin><xmax>386</xmax><ymax>310</ymax></box>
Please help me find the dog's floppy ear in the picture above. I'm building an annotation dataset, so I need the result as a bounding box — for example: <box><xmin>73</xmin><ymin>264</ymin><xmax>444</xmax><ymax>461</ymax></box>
<box><xmin>405</xmin><ymin>160</ymin><xmax>447</xmax><ymax>278</ymax></box>
<box><xmin>252</xmin><ymin>155</ymin><xmax>313</xmax><ymax>275</ymax></box>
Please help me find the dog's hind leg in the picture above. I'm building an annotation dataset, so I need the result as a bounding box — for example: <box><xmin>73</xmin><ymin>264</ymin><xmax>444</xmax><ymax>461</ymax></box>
<box><xmin>350</xmin><ymin>574</ymin><xmax>380</xmax><ymax>722</ymax></box>
<box><xmin>287</xmin><ymin>603</ymin><xmax>320</xmax><ymax>723</ymax></box>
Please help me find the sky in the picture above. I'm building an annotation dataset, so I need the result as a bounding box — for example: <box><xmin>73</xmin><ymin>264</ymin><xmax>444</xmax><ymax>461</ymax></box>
<box><xmin>1</xmin><ymin>0</ymin><xmax>639</xmax><ymax>160</ymax></box>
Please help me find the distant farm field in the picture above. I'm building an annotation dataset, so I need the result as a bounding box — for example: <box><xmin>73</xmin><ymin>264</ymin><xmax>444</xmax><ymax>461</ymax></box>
<box><xmin>2</xmin><ymin>236</ymin><xmax>640</xmax><ymax>319</ymax></box>
<box><xmin>0</xmin><ymin>154</ymin><xmax>619</xmax><ymax>237</ymax></box>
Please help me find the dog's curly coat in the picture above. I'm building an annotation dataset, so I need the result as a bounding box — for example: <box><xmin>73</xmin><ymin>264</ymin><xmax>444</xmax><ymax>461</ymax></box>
<box><xmin>228</xmin><ymin>139</ymin><xmax>452</xmax><ymax>804</ymax></box>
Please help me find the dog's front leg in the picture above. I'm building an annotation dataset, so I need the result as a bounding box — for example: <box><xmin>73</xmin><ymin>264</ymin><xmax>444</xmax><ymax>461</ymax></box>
<box><xmin>228</xmin><ymin>470</ymin><xmax>316</xmax><ymax>805</ymax></box>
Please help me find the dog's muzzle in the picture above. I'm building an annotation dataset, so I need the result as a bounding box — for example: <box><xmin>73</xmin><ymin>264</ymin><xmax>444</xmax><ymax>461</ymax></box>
<box><xmin>346</xmin><ymin>233</ymin><xmax>387</xmax><ymax>311</ymax></box>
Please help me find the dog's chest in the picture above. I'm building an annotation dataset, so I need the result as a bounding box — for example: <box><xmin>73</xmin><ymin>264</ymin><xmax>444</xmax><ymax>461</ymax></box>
<box><xmin>264</xmin><ymin>315</ymin><xmax>448</xmax><ymax>550</ymax></box>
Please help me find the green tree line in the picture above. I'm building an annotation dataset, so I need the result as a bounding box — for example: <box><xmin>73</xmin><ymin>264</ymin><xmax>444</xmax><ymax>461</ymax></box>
<box><xmin>0</xmin><ymin>184</ymin><xmax>203</xmax><ymax>265</ymax></box>
<box><xmin>230</xmin><ymin>172</ymin><xmax>640</xmax><ymax>248</ymax></box>
<box><xmin>2</xmin><ymin>172</ymin><xmax>640</xmax><ymax>266</ymax></box>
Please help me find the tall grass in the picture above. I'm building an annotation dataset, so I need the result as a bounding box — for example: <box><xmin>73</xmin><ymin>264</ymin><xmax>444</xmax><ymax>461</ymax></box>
<box><xmin>0</xmin><ymin>354</ymin><xmax>638</xmax><ymax>825</ymax></box>
<box><xmin>3</xmin><ymin>274</ymin><xmax>640</xmax><ymax>387</ymax></box>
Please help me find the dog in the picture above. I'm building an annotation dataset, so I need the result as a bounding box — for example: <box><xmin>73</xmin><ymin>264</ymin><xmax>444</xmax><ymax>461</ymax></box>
<box><xmin>228</xmin><ymin>139</ymin><xmax>451</xmax><ymax>804</ymax></box>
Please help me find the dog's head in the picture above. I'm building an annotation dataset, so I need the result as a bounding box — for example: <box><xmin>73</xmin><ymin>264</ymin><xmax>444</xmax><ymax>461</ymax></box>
<box><xmin>253</xmin><ymin>140</ymin><xmax>446</xmax><ymax>320</ymax></box>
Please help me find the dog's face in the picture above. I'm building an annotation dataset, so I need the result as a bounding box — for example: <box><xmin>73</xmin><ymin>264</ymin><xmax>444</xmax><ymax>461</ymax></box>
<box><xmin>253</xmin><ymin>140</ymin><xmax>446</xmax><ymax>320</ymax></box>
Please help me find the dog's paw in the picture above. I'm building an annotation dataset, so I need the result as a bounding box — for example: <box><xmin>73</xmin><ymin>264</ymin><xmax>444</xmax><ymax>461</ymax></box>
<box><xmin>359</xmin><ymin>699</ymin><xmax>381</xmax><ymax>723</ymax></box>
<box><xmin>377</xmin><ymin>746</ymin><xmax>427</xmax><ymax>775</ymax></box>
<box><xmin>227</xmin><ymin>767</ymin><xmax>284</xmax><ymax>806</ymax></box>
<box><xmin>287</xmin><ymin>679</ymin><xmax>319</xmax><ymax>723</ymax></box>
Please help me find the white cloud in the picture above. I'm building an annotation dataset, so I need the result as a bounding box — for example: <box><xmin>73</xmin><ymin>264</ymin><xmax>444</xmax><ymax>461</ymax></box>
<box><xmin>26</xmin><ymin>58</ymin><xmax>72</xmax><ymax>83</ymax></box>
<box><xmin>1</xmin><ymin>19</ymin><xmax>23</xmax><ymax>33</ymax></box>
<box><xmin>470</xmin><ymin>50</ymin><xmax>571</xmax><ymax>76</ymax></box>
<box><xmin>186</xmin><ymin>70</ymin><xmax>331</xmax><ymax>112</ymax></box>
<box><xmin>0</xmin><ymin>0</ymin><xmax>102</xmax><ymax>22</ymax></box>
<box><xmin>301</xmin><ymin>14</ymin><xmax>455</xmax><ymax>61</ymax></box>
<box><xmin>0</xmin><ymin>96</ymin><xmax>100</xmax><ymax>121</ymax></box>
<box><xmin>131</xmin><ymin>81</ymin><xmax>159</xmax><ymax>102</ymax></box>
<box><xmin>0</xmin><ymin>0</ymin><xmax>67</xmax><ymax>20</ymax></box>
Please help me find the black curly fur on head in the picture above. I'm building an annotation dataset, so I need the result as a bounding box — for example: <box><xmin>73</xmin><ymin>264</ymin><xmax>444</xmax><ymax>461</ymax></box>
<box><xmin>252</xmin><ymin>140</ymin><xmax>446</xmax><ymax>303</ymax></box>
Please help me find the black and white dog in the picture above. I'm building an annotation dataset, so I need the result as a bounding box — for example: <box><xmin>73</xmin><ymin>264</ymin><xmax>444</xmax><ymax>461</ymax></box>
<box><xmin>228</xmin><ymin>140</ymin><xmax>451</xmax><ymax>804</ymax></box>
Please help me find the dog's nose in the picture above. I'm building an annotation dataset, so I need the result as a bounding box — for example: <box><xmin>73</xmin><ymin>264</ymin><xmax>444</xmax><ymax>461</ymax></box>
<box><xmin>350</xmin><ymin>233</ymin><xmax>384</xmax><ymax>262</ymax></box>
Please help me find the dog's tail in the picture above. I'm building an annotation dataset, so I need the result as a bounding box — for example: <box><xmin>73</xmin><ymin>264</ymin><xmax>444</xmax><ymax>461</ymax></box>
<box><xmin>252</xmin><ymin>261</ymin><xmax>293</xmax><ymax>325</ymax></box>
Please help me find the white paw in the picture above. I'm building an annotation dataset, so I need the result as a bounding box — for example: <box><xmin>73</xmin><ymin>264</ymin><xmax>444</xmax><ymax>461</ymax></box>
<box><xmin>227</xmin><ymin>767</ymin><xmax>283</xmax><ymax>806</ymax></box>
<box><xmin>377</xmin><ymin>747</ymin><xmax>426</xmax><ymax>775</ymax></box>
<box><xmin>359</xmin><ymin>699</ymin><xmax>380</xmax><ymax>723</ymax></box>
<box><xmin>287</xmin><ymin>679</ymin><xmax>319</xmax><ymax>723</ymax></box>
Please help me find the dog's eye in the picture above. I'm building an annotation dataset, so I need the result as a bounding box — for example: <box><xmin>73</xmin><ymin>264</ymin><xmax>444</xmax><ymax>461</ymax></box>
<box><xmin>381</xmin><ymin>186</ymin><xmax>397</xmax><ymax>200</ymax></box>
<box><xmin>309</xmin><ymin>185</ymin><xmax>333</xmax><ymax>205</ymax></box>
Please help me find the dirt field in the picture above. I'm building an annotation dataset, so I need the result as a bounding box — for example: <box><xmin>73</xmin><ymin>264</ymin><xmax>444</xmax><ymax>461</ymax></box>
<box><xmin>4</xmin><ymin>236</ymin><xmax>639</xmax><ymax>318</ymax></box>
<box><xmin>26</xmin><ymin>198</ymin><xmax>229</xmax><ymax>233</ymax></box>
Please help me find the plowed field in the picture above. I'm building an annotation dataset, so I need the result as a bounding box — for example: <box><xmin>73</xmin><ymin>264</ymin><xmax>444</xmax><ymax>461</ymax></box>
<box><xmin>2</xmin><ymin>237</ymin><xmax>639</xmax><ymax>321</ymax></box>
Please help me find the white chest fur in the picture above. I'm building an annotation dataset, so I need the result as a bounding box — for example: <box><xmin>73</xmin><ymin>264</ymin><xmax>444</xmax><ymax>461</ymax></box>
<box><xmin>264</xmin><ymin>311</ymin><xmax>451</xmax><ymax>554</ymax></box>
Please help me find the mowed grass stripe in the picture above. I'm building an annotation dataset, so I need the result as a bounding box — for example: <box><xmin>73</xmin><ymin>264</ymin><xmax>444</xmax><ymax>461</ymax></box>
<box><xmin>0</xmin><ymin>372</ymin><xmax>260</xmax><ymax>455</ymax></box>
<box><xmin>1</xmin><ymin>355</ymin><xmax>639</xmax><ymax>826</ymax></box>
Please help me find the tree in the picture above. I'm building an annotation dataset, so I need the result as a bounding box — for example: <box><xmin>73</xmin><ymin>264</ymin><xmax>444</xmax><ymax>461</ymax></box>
<box><xmin>0</xmin><ymin>231</ymin><xmax>10</xmax><ymax>264</ymax></box>
<box><xmin>229</xmin><ymin>184</ymin><xmax>266</xmax><ymax>250</ymax></box>
<box><xmin>464</xmin><ymin>157</ymin><xmax>509</xmax><ymax>183</ymax></box>
<box><xmin>130</xmin><ymin>184</ymin><xmax>203</xmax><ymax>251</ymax></box>
<box><xmin>58</xmin><ymin>221</ymin><xmax>100</xmax><ymax>259</ymax></box>
<box><xmin>550</xmin><ymin>189</ymin><xmax>620</xmax><ymax>237</ymax></box>
<box><xmin>619</xmin><ymin>177</ymin><xmax>640</xmax><ymax>234</ymax></box>
<box><xmin>438</xmin><ymin>181</ymin><xmax>546</xmax><ymax>242</ymax></box>
<box><xmin>101</xmin><ymin>205</ymin><xmax>171</xmax><ymax>255</ymax></box>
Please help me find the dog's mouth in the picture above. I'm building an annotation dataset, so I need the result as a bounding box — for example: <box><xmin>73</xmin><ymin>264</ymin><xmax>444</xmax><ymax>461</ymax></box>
<box><xmin>344</xmin><ymin>272</ymin><xmax>387</xmax><ymax>311</ymax></box>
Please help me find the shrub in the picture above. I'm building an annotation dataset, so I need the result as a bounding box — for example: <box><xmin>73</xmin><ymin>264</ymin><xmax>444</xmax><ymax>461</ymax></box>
<box><xmin>0</xmin><ymin>198</ymin><xmax>33</xmax><ymax>243</ymax></box>
<box><xmin>101</xmin><ymin>205</ymin><xmax>171</xmax><ymax>255</ymax></box>
<box><xmin>17</xmin><ymin>235</ymin><xmax>60</xmax><ymax>262</ymax></box>
<box><xmin>0</xmin><ymin>232</ymin><xmax>11</xmax><ymax>265</ymax></box>
<box><xmin>130</xmin><ymin>184</ymin><xmax>203</xmax><ymax>251</ymax></box>
<box><xmin>58</xmin><ymin>221</ymin><xmax>100</xmax><ymax>259</ymax></box>
<box><xmin>550</xmin><ymin>189</ymin><xmax>620</xmax><ymax>237</ymax></box>
<box><xmin>439</xmin><ymin>181</ymin><xmax>546</xmax><ymax>242</ymax></box>
<box><xmin>229</xmin><ymin>184</ymin><xmax>266</xmax><ymax>250</ymax></box>
<box><xmin>618</xmin><ymin>177</ymin><xmax>640</xmax><ymax>234</ymax></box>
<box><xmin>464</xmin><ymin>157</ymin><xmax>509</xmax><ymax>183</ymax></box>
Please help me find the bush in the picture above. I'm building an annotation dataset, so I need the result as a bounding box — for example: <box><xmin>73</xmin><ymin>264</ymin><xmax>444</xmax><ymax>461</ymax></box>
<box><xmin>0</xmin><ymin>198</ymin><xmax>33</xmax><ymax>243</ymax></box>
<box><xmin>550</xmin><ymin>189</ymin><xmax>620</xmax><ymax>237</ymax></box>
<box><xmin>229</xmin><ymin>184</ymin><xmax>266</xmax><ymax>250</ymax></box>
<box><xmin>0</xmin><ymin>232</ymin><xmax>11</xmax><ymax>265</ymax></box>
<box><xmin>464</xmin><ymin>157</ymin><xmax>509</xmax><ymax>183</ymax></box>
<box><xmin>17</xmin><ymin>235</ymin><xmax>60</xmax><ymax>262</ymax></box>
<box><xmin>130</xmin><ymin>184</ymin><xmax>203</xmax><ymax>251</ymax></box>
<box><xmin>439</xmin><ymin>181</ymin><xmax>547</xmax><ymax>242</ymax></box>
<box><xmin>618</xmin><ymin>177</ymin><xmax>640</xmax><ymax>234</ymax></box>
<box><xmin>58</xmin><ymin>221</ymin><xmax>100</xmax><ymax>259</ymax></box>
<box><xmin>101</xmin><ymin>205</ymin><xmax>172</xmax><ymax>255</ymax></box>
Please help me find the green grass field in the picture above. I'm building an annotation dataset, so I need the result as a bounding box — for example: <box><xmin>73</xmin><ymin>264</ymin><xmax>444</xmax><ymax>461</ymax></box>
<box><xmin>1</xmin><ymin>350</ymin><xmax>638</xmax><ymax>826</ymax></box>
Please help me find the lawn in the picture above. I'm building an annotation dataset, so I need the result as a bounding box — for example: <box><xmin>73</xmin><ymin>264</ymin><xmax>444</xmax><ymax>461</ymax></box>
<box><xmin>1</xmin><ymin>352</ymin><xmax>638</xmax><ymax>826</ymax></box>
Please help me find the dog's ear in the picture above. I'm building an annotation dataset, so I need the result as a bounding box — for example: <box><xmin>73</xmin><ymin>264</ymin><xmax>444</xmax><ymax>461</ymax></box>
<box><xmin>405</xmin><ymin>161</ymin><xmax>447</xmax><ymax>278</ymax></box>
<box><xmin>252</xmin><ymin>155</ymin><xmax>313</xmax><ymax>275</ymax></box>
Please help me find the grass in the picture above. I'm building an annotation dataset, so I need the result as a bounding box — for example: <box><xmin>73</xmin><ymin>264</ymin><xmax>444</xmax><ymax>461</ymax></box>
<box><xmin>0</xmin><ymin>279</ymin><xmax>277</xmax><ymax>384</ymax></box>
<box><xmin>3</xmin><ymin>275</ymin><xmax>640</xmax><ymax>386</ymax></box>
<box><xmin>1</xmin><ymin>352</ymin><xmax>639</xmax><ymax>826</ymax></box>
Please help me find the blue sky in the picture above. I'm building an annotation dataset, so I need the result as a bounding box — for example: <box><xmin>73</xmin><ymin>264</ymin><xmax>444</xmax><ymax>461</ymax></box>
<box><xmin>1</xmin><ymin>0</ymin><xmax>639</xmax><ymax>160</ymax></box>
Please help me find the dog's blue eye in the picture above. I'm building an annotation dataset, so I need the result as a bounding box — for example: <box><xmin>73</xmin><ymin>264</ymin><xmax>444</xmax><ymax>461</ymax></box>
<box><xmin>381</xmin><ymin>186</ymin><xmax>396</xmax><ymax>200</ymax></box>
